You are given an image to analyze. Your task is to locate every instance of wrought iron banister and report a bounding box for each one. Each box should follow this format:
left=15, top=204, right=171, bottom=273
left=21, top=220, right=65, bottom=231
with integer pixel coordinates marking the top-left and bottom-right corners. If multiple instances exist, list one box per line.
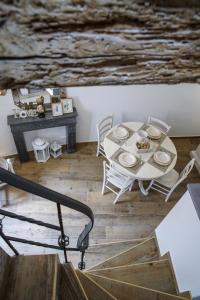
left=0, top=167, right=94, bottom=269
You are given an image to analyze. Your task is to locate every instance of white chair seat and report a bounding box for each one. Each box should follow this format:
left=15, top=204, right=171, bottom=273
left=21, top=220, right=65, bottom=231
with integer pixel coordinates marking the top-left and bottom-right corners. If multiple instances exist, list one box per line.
left=146, top=158, right=195, bottom=202
left=107, top=173, right=132, bottom=189
left=102, top=161, right=135, bottom=204
left=155, top=169, right=179, bottom=188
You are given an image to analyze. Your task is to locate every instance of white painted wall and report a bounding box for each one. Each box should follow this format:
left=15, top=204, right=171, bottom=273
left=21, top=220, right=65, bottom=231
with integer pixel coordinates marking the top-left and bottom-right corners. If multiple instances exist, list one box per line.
left=156, top=190, right=200, bottom=298
left=0, top=84, right=200, bottom=156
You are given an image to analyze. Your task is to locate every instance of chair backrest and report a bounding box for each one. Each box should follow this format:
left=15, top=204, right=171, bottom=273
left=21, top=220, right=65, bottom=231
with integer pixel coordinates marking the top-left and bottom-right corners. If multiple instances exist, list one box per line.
left=147, top=116, right=171, bottom=134
left=103, top=161, right=131, bottom=185
left=170, top=158, right=195, bottom=193
left=179, top=158, right=195, bottom=182
left=96, top=116, right=113, bottom=142
left=165, top=158, right=195, bottom=202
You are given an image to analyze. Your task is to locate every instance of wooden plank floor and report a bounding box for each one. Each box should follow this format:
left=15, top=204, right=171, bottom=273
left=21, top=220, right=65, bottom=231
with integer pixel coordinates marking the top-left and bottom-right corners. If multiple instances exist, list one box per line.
left=0, top=139, right=200, bottom=267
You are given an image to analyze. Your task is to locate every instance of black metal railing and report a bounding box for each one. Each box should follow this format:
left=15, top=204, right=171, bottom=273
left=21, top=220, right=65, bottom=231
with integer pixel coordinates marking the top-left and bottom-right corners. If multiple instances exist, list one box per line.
left=0, top=167, right=94, bottom=269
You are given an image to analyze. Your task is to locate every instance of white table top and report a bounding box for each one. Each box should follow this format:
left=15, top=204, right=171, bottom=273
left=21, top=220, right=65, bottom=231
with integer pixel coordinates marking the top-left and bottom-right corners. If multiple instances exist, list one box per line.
left=103, top=122, right=177, bottom=180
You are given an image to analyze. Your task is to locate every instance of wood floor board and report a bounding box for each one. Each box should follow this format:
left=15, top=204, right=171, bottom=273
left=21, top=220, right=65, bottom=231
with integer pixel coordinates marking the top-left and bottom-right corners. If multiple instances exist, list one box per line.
left=1, top=139, right=199, bottom=270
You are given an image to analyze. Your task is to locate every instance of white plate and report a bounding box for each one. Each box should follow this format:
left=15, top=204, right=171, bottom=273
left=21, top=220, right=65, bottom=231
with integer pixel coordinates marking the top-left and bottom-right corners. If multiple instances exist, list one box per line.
left=154, top=151, right=171, bottom=166
left=113, top=126, right=129, bottom=140
left=118, top=152, right=137, bottom=167
left=147, top=126, right=161, bottom=139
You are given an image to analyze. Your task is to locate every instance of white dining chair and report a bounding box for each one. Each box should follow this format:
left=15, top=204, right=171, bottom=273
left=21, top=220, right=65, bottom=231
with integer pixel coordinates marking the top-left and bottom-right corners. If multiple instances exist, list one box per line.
left=0, top=158, right=15, bottom=207
left=96, top=115, right=113, bottom=157
left=102, top=161, right=135, bottom=204
left=145, top=158, right=195, bottom=202
left=147, top=116, right=171, bottom=134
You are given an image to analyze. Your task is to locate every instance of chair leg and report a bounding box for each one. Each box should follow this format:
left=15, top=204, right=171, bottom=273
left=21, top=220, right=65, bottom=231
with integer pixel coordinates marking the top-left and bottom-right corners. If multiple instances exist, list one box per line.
left=145, top=180, right=154, bottom=193
left=0, top=190, right=3, bottom=208
left=113, top=189, right=124, bottom=205
left=101, top=177, right=107, bottom=195
left=165, top=189, right=173, bottom=202
left=129, top=180, right=135, bottom=191
left=101, top=183, right=105, bottom=195
left=96, top=146, right=100, bottom=157
left=5, top=186, right=9, bottom=206
left=113, top=194, right=120, bottom=205
left=0, top=188, right=8, bottom=207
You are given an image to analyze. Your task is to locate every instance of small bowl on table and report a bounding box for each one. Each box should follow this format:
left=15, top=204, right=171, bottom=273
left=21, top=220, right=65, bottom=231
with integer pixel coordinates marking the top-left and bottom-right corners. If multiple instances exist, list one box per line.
left=136, top=141, right=150, bottom=153
left=136, top=130, right=150, bottom=153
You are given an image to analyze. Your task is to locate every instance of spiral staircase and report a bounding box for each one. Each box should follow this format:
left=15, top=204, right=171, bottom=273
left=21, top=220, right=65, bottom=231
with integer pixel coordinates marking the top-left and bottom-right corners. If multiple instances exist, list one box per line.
left=0, top=236, right=192, bottom=300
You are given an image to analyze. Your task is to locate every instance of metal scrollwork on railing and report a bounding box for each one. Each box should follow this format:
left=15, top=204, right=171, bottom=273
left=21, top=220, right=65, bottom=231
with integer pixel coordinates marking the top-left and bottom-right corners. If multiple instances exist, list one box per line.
left=58, top=234, right=70, bottom=248
left=0, top=167, right=94, bottom=269
left=0, top=216, right=5, bottom=231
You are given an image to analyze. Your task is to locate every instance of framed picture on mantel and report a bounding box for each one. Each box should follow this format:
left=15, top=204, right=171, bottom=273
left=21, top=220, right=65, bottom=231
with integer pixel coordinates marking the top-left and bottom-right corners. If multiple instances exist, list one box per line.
left=61, top=98, right=73, bottom=114
left=52, top=102, right=63, bottom=117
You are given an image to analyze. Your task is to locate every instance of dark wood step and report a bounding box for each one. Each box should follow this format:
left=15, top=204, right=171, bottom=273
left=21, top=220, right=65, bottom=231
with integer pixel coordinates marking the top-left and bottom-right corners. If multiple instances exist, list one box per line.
left=0, top=247, right=10, bottom=299
left=88, top=274, right=191, bottom=300
left=3, top=254, right=59, bottom=300
left=87, top=259, right=178, bottom=295
left=60, top=262, right=88, bottom=300
left=83, top=238, right=146, bottom=269
left=76, top=270, right=116, bottom=300
left=87, top=237, right=159, bottom=271
left=179, top=291, right=192, bottom=300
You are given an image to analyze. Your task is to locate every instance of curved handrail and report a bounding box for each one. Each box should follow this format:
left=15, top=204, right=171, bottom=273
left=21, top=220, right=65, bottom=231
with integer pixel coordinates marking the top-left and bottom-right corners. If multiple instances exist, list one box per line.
left=0, top=167, right=94, bottom=250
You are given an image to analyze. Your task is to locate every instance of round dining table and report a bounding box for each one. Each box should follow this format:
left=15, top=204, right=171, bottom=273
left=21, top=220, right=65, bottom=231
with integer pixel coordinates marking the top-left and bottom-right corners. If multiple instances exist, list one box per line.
left=103, top=122, right=177, bottom=195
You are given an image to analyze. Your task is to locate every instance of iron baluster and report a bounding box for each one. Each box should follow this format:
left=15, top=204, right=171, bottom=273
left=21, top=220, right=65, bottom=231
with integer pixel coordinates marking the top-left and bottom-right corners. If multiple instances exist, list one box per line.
left=78, top=250, right=86, bottom=270
left=57, top=203, right=69, bottom=263
left=0, top=216, right=19, bottom=256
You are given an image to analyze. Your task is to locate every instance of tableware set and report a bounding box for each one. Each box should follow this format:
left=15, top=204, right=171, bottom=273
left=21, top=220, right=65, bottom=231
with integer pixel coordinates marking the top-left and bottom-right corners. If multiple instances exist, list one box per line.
left=146, top=126, right=162, bottom=139
left=114, top=125, right=171, bottom=168
left=153, top=151, right=171, bottom=166
left=118, top=152, right=138, bottom=167
left=113, top=126, right=129, bottom=140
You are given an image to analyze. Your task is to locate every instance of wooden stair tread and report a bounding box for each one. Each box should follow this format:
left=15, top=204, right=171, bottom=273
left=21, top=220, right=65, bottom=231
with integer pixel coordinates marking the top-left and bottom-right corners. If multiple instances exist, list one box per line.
left=61, top=262, right=88, bottom=300
left=0, top=247, right=10, bottom=298
left=87, top=259, right=177, bottom=295
left=76, top=270, right=117, bottom=300
left=87, top=274, right=191, bottom=300
left=84, top=238, right=146, bottom=269
left=179, top=291, right=192, bottom=300
left=4, top=254, right=59, bottom=300
left=87, top=237, right=158, bottom=271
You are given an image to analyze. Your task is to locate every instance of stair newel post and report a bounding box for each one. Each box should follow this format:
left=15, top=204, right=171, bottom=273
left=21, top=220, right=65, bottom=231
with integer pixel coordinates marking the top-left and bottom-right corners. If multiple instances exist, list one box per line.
left=56, top=203, right=69, bottom=263
left=78, top=250, right=86, bottom=270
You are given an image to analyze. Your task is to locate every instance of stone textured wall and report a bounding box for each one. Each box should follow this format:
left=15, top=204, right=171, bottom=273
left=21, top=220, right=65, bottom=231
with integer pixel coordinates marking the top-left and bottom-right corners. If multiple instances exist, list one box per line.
left=0, top=1, right=200, bottom=88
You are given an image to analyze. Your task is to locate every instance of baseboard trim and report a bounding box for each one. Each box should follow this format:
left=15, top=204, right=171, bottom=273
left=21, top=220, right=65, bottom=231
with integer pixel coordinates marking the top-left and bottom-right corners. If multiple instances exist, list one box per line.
left=3, top=136, right=200, bottom=160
